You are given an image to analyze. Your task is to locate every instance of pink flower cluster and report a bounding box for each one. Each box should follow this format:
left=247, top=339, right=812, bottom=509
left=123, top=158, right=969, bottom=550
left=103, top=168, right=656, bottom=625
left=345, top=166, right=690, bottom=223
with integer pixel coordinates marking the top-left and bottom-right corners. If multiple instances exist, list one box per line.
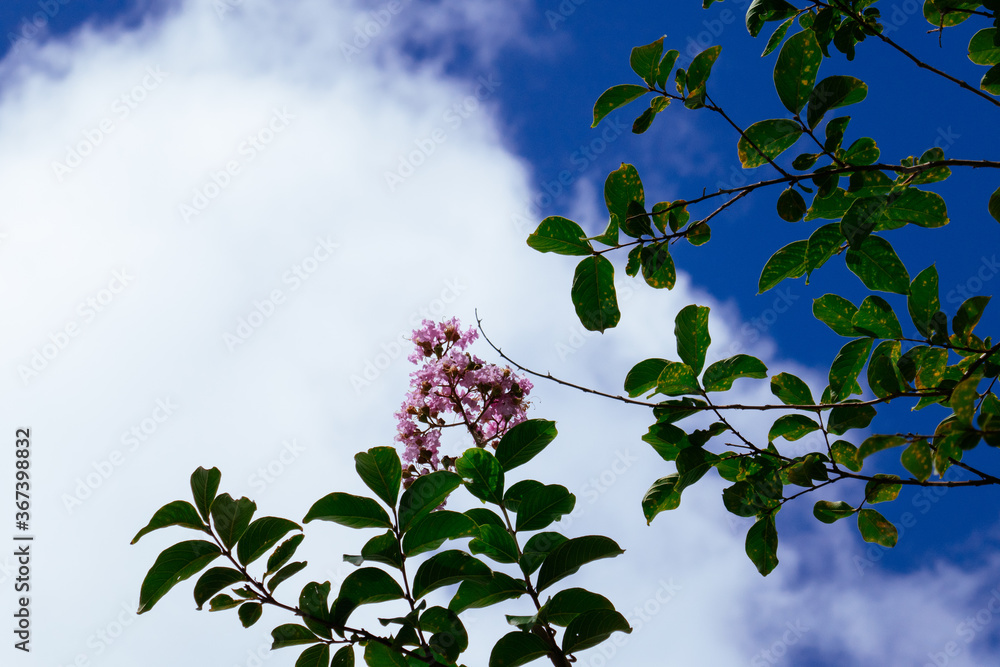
left=395, top=318, right=532, bottom=483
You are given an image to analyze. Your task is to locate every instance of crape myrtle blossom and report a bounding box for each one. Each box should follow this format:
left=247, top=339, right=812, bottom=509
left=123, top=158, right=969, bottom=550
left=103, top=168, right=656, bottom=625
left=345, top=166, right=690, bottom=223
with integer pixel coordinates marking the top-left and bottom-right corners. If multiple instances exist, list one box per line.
left=395, top=318, right=532, bottom=485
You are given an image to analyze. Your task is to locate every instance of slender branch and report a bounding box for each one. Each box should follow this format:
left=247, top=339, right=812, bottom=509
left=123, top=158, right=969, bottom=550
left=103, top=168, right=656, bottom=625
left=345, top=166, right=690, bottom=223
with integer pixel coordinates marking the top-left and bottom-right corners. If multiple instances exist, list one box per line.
left=819, top=0, right=1000, bottom=108
left=705, top=94, right=795, bottom=180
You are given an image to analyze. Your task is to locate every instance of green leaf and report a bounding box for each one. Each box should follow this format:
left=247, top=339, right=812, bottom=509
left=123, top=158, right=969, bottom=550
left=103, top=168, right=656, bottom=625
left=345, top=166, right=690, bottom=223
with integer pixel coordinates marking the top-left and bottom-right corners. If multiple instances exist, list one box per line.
left=882, top=189, right=949, bottom=230
left=845, top=235, right=911, bottom=294
left=536, top=536, right=624, bottom=593
left=295, top=644, right=330, bottom=667
left=488, top=632, right=551, bottom=667
left=989, top=186, right=1000, bottom=223
left=354, top=447, right=402, bottom=508
left=331, top=568, right=405, bottom=629
left=675, top=305, right=712, bottom=375
left=831, top=440, right=862, bottom=472
left=519, top=532, right=567, bottom=576
left=867, top=341, right=905, bottom=398
left=858, top=434, right=906, bottom=461
left=745, top=515, right=779, bottom=576
left=572, top=255, right=621, bottom=333
left=806, top=75, right=868, bottom=128
left=208, top=593, right=243, bottom=611
left=239, top=602, right=263, bottom=628
left=813, top=500, right=855, bottom=524
left=768, top=414, right=820, bottom=441
left=985, top=64, right=1000, bottom=95
left=763, top=16, right=796, bottom=56
left=857, top=508, right=898, bottom=547
left=132, top=500, right=209, bottom=544
left=515, top=485, right=576, bottom=532
left=193, top=567, right=246, bottom=610
left=953, top=296, right=991, bottom=343
left=844, top=137, right=880, bottom=165
left=303, top=493, right=392, bottom=530
left=805, top=188, right=852, bottom=221
left=759, top=240, right=808, bottom=292
left=237, top=517, right=301, bottom=567
left=829, top=338, right=873, bottom=401
left=300, top=581, right=333, bottom=638
left=865, top=474, right=902, bottom=504
left=450, top=572, right=526, bottom=613
left=353, top=530, right=403, bottom=569
left=271, top=624, right=321, bottom=650
left=605, top=163, right=646, bottom=234
left=137, top=540, right=222, bottom=614
left=496, top=419, right=558, bottom=472
left=469, top=525, right=521, bottom=564
left=969, top=28, right=1000, bottom=65
left=562, top=609, right=632, bottom=654
left=332, top=646, right=354, bottom=667
left=268, top=561, right=308, bottom=593
left=641, top=475, right=682, bottom=522
left=541, top=588, right=615, bottom=627
left=640, top=242, right=676, bottom=289
left=703, top=355, right=768, bottom=392
left=840, top=196, right=888, bottom=248
left=211, top=494, right=256, bottom=550
left=924, top=0, right=979, bottom=27
left=909, top=265, right=941, bottom=338
left=777, top=188, right=808, bottom=222
left=503, top=480, right=544, bottom=513
left=190, top=466, right=221, bottom=523
left=422, top=606, right=469, bottom=663
left=412, top=551, right=492, bottom=600
left=814, top=294, right=859, bottom=336
left=456, top=448, right=505, bottom=504
left=852, top=296, right=903, bottom=339
left=592, top=85, right=649, bottom=127
left=656, top=361, right=702, bottom=396
left=738, top=119, right=803, bottom=168
left=824, top=116, right=851, bottom=152
left=527, top=217, right=594, bottom=256
left=402, top=511, right=479, bottom=558
left=656, top=49, right=680, bottom=88
left=630, top=36, right=664, bottom=86
left=770, top=372, right=815, bottom=405
left=827, top=403, right=877, bottom=435
left=266, top=534, right=305, bottom=577
left=625, top=358, right=669, bottom=398
left=746, top=0, right=799, bottom=37
left=398, top=471, right=461, bottom=532
left=685, top=45, right=722, bottom=106
left=774, top=29, right=822, bottom=114
left=632, top=107, right=656, bottom=134
left=901, top=439, right=933, bottom=482
left=950, top=377, right=981, bottom=426
left=363, top=642, right=408, bottom=667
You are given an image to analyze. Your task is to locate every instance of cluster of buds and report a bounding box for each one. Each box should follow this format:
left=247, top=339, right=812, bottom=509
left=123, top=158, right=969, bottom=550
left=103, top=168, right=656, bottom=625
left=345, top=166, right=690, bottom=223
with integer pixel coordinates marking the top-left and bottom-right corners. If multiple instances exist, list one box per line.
left=394, top=318, right=532, bottom=486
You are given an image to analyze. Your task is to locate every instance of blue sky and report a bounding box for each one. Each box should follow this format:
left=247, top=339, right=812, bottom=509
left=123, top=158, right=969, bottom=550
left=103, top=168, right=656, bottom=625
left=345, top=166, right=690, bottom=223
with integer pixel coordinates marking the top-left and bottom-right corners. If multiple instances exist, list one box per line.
left=2, top=1, right=1000, bottom=666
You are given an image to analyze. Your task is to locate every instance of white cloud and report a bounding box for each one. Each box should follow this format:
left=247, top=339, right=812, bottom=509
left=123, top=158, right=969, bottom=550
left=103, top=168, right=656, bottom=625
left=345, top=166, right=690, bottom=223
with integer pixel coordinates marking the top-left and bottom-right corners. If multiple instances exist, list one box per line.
left=1, top=1, right=998, bottom=666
